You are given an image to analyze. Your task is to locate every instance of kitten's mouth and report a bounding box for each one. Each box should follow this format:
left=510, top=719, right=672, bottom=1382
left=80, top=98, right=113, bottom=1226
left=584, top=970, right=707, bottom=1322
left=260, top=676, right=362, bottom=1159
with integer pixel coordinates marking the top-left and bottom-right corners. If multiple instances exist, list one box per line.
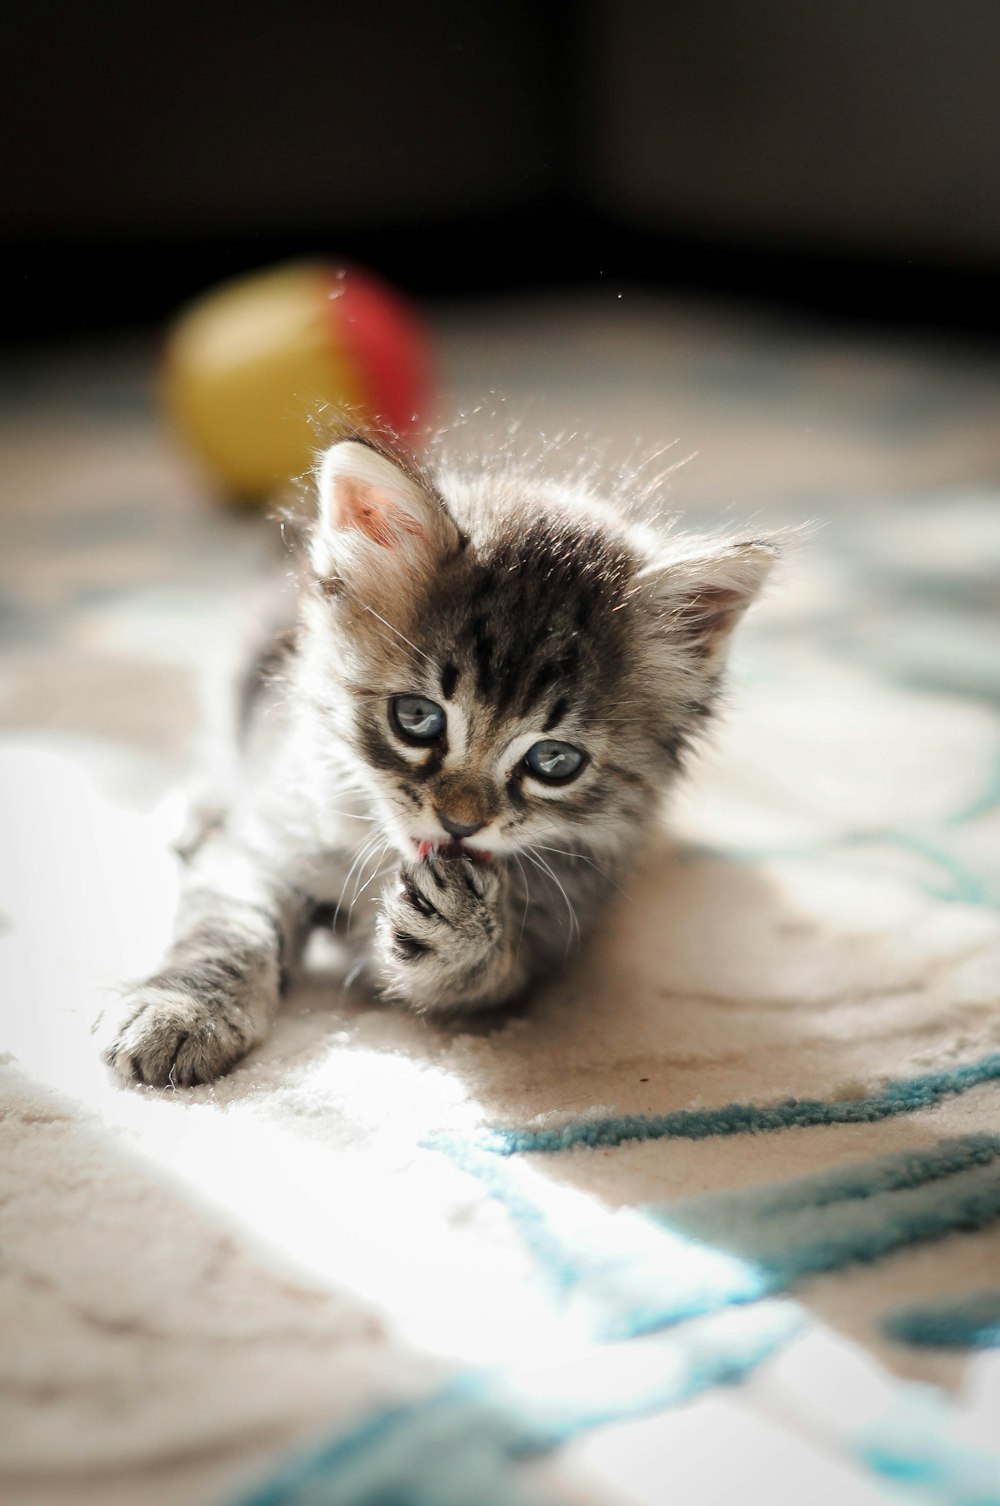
left=414, top=838, right=493, bottom=865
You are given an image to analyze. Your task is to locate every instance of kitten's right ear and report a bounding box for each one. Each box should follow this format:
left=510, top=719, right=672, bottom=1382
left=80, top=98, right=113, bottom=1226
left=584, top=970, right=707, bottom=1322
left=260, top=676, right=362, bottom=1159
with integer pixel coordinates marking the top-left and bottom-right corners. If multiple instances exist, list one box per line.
left=310, top=440, right=461, bottom=599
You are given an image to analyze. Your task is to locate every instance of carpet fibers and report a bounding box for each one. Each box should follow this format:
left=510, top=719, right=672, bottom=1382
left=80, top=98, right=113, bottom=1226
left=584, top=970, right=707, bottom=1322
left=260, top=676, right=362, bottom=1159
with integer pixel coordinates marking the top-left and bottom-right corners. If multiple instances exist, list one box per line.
left=2, top=297, right=999, bottom=1504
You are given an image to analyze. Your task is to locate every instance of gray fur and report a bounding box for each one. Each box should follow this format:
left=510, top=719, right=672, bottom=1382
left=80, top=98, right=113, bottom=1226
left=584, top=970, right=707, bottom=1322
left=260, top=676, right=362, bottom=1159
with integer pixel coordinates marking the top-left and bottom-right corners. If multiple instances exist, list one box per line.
left=98, top=438, right=774, bottom=1087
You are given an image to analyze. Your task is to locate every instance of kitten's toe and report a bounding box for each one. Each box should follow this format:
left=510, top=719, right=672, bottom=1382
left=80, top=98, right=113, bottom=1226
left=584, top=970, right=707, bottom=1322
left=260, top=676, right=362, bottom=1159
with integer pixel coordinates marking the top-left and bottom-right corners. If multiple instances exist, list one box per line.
left=453, top=854, right=498, bottom=903
left=96, top=986, right=259, bottom=1088
left=404, top=853, right=499, bottom=913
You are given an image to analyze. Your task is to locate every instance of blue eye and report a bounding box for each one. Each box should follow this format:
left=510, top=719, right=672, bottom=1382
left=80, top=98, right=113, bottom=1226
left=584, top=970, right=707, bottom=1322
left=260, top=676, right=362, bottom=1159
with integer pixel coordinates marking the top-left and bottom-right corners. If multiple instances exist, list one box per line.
left=524, top=740, right=586, bottom=783
left=391, top=695, right=445, bottom=743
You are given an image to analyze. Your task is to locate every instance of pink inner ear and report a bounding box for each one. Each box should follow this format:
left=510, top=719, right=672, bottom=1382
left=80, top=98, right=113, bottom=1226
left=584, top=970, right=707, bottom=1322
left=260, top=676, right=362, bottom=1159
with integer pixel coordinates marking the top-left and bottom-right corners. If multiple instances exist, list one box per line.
left=680, top=584, right=745, bottom=640
left=337, top=477, right=424, bottom=550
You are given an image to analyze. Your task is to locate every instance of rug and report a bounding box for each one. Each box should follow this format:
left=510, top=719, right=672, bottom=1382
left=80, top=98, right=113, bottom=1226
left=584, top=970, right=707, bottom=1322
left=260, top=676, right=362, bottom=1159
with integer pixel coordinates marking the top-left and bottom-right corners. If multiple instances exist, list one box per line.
left=2, top=296, right=999, bottom=1504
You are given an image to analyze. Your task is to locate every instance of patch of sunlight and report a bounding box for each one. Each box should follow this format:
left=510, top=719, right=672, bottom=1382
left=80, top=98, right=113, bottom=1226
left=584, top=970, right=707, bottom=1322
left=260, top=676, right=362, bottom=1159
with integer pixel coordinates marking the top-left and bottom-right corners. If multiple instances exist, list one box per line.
left=119, top=1087, right=565, bottom=1366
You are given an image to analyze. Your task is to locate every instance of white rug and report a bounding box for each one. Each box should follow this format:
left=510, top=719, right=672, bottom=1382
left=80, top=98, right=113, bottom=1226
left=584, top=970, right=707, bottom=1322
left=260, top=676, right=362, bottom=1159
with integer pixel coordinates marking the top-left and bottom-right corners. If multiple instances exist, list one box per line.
left=2, top=298, right=1000, bottom=1505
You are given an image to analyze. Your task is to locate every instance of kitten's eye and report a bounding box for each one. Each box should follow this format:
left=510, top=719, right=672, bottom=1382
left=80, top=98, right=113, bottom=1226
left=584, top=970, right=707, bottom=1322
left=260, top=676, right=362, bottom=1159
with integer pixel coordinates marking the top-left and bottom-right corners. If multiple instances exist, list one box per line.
left=524, top=739, right=586, bottom=784
left=391, top=694, right=445, bottom=743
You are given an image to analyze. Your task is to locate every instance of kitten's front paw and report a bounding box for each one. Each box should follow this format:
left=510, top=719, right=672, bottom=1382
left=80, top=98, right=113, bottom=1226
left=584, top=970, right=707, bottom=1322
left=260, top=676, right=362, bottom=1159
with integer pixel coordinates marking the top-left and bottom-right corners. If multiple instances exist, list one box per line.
left=377, top=854, right=517, bottom=1012
left=96, top=984, right=264, bottom=1088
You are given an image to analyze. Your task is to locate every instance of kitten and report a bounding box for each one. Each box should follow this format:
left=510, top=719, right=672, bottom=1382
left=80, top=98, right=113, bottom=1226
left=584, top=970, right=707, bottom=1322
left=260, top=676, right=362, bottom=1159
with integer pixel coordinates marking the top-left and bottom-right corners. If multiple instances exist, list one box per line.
left=97, top=435, right=773, bottom=1087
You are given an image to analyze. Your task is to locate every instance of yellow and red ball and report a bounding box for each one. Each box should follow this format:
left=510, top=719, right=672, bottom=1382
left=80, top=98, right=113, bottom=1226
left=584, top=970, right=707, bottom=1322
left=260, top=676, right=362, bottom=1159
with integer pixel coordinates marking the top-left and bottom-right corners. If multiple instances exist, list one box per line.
left=163, top=260, right=432, bottom=499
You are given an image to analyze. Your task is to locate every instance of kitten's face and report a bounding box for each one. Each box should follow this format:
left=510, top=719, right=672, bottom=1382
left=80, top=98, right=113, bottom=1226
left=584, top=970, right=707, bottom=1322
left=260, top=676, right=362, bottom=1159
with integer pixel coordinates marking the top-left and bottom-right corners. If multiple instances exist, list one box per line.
left=342, top=518, right=649, bottom=860
left=306, top=440, right=772, bottom=862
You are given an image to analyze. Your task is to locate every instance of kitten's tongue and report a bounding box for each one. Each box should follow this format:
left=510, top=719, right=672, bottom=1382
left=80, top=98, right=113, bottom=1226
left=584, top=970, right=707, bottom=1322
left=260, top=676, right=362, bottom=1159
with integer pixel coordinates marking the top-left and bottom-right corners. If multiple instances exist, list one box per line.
left=417, top=839, right=492, bottom=864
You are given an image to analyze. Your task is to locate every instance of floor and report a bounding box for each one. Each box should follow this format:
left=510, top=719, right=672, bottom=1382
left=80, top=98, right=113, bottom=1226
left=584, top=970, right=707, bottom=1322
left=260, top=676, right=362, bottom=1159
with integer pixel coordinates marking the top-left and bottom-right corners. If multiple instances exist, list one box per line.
left=2, top=292, right=999, bottom=1506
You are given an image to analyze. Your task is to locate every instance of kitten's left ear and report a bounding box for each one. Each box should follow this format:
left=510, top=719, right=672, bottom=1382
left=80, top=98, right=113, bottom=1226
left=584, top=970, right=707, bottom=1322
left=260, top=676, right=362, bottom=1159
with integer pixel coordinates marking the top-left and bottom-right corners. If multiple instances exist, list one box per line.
left=637, top=540, right=776, bottom=662
left=311, top=440, right=462, bottom=598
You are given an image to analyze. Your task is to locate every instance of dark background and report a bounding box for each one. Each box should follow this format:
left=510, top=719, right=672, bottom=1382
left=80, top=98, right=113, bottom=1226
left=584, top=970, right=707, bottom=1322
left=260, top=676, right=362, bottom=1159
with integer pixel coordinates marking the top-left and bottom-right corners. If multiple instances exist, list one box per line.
left=3, top=0, right=999, bottom=341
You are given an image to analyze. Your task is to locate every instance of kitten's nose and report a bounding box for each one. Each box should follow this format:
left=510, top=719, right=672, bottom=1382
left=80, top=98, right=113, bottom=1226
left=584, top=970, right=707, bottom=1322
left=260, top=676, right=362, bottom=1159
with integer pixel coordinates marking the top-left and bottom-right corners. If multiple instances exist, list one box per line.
left=436, top=811, right=486, bottom=840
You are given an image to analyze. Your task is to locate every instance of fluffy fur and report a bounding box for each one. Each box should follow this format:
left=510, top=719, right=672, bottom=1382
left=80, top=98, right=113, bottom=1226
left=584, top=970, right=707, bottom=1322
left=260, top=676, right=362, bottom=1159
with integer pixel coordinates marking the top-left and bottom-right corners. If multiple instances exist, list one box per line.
left=97, top=436, right=774, bottom=1086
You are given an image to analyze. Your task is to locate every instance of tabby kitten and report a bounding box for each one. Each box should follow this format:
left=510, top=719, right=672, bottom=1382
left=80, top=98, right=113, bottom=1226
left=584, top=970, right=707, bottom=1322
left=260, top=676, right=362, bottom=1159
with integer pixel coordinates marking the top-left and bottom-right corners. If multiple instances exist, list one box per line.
left=98, top=437, right=773, bottom=1087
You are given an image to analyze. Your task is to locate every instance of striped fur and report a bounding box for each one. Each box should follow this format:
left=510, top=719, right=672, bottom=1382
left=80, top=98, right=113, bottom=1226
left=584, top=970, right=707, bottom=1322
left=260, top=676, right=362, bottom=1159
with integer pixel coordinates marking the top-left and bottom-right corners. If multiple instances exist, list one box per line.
left=99, top=438, right=773, bottom=1086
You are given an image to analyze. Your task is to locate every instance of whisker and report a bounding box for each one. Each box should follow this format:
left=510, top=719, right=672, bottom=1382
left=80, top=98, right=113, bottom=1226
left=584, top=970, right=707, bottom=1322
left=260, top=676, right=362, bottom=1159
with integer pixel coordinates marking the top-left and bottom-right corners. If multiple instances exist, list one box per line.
left=523, top=846, right=580, bottom=953
left=356, top=863, right=396, bottom=913
left=342, top=957, right=367, bottom=991
left=334, top=832, right=386, bottom=927
left=510, top=850, right=532, bottom=962
left=531, top=844, right=628, bottom=897
left=314, top=807, right=378, bottom=822
left=351, top=842, right=393, bottom=909
left=363, top=606, right=431, bottom=664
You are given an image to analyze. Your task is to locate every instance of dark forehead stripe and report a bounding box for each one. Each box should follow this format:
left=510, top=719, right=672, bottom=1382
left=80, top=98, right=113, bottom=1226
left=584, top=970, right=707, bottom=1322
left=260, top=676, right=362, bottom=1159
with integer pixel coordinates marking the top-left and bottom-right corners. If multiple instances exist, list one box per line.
left=524, top=659, right=561, bottom=711
left=439, top=661, right=459, bottom=700
left=453, top=518, right=637, bottom=714
left=542, top=694, right=569, bottom=733
left=470, top=614, right=495, bottom=698
left=560, top=642, right=581, bottom=680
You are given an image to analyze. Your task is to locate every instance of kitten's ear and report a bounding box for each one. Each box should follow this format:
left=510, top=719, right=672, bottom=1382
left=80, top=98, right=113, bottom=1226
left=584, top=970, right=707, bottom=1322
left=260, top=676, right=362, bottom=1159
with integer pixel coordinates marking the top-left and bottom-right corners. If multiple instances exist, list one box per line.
left=311, top=440, right=461, bottom=597
left=638, top=541, right=775, bottom=662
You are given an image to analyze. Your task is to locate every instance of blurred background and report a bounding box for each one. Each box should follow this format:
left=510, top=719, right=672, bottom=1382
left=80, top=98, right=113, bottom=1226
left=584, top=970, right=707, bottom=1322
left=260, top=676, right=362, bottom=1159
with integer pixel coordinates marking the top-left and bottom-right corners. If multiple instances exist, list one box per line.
left=1, top=0, right=999, bottom=766
left=4, top=0, right=1000, bottom=337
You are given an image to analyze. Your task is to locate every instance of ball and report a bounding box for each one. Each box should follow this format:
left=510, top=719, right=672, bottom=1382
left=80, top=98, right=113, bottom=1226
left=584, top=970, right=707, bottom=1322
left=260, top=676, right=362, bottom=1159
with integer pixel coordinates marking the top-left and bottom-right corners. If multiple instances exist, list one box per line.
left=162, top=260, right=432, bottom=499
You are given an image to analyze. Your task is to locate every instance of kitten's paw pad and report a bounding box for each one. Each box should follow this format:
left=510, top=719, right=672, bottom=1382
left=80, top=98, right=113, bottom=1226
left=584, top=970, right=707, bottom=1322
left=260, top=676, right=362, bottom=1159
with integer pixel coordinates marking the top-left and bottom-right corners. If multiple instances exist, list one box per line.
left=96, top=986, right=260, bottom=1088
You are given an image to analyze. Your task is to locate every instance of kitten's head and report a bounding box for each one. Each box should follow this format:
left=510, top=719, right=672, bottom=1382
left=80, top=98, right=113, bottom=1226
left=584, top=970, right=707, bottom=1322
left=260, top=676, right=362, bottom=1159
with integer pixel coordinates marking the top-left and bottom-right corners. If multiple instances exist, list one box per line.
left=303, top=438, right=773, bottom=862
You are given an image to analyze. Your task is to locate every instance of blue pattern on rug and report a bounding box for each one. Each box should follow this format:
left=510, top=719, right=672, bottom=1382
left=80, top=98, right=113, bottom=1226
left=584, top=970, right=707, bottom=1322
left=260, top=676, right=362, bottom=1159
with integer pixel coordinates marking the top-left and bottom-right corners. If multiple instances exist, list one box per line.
left=231, top=1135, right=1000, bottom=1506
left=472, top=1051, right=1000, bottom=1155
left=228, top=1304, right=799, bottom=1506
left=679, top=826, right=1000, bottom=910
left=883, top=1292, right=1000, bottom=1351
left=436, top=1135, right=1000, bottom=1342
left=857, top=1393, right=1000, bottom=1506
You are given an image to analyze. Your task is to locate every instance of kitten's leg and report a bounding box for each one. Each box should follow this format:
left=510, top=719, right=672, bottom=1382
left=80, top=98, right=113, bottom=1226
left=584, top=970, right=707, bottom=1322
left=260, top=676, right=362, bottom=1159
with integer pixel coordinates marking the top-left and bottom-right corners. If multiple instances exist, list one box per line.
left=97, top=836, right=309, bottom=1088
left=375, top=850, right=612, bottom=1013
